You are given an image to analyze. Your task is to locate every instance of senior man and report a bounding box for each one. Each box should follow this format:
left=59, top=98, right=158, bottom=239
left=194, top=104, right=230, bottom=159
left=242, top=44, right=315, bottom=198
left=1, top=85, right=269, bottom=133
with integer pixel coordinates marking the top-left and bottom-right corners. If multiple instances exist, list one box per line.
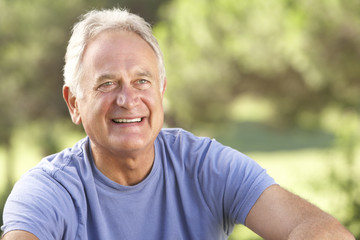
left=1, top=8, right=355, bottom=240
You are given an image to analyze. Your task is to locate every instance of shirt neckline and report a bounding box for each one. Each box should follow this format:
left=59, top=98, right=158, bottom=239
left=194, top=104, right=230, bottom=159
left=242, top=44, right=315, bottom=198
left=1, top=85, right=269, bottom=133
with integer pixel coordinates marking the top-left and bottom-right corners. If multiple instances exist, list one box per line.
left=86, top=137, right=161, bottom=192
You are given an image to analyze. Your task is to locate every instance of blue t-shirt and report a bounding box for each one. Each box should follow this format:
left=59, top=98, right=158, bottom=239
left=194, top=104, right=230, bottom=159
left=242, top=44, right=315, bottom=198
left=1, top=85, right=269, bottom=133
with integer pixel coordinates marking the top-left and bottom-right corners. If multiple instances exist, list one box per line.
left=1, top=128, right=276, bottom=240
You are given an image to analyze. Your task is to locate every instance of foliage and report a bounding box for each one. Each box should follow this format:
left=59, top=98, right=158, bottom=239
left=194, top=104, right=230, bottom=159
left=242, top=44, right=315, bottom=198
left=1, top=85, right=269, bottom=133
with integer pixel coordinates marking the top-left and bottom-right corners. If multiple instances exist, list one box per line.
left=329, top=112, right=360, bottom=238
left=155, top=0, right=360, bottom=129
left=0, top=0, right=86, bottom=142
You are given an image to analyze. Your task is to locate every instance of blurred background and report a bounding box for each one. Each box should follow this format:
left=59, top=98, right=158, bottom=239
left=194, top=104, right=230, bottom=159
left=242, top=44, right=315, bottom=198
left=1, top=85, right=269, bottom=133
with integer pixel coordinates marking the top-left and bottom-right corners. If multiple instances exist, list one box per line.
left=0, top=0, right=359, bottom=238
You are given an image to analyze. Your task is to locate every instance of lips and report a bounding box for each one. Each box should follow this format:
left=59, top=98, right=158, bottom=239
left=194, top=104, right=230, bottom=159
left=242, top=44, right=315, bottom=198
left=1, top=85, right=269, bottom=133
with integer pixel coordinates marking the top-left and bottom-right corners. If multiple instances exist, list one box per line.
left=112, top=118, right=142, bottom=123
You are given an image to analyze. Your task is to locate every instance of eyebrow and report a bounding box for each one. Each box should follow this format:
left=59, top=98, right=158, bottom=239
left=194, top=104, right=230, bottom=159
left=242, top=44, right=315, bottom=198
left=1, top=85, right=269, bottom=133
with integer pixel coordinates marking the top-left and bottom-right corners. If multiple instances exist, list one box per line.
left=135, top=69, right=153, bottom=78
left=95, top=69, right=154, bottom=84
left=95, top=74, right=117, bottom=84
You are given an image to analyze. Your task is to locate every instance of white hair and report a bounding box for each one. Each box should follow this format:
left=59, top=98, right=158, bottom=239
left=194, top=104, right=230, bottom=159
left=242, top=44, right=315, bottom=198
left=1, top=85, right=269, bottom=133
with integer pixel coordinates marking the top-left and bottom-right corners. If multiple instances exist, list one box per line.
left=63, top=8, right=166, bottom=97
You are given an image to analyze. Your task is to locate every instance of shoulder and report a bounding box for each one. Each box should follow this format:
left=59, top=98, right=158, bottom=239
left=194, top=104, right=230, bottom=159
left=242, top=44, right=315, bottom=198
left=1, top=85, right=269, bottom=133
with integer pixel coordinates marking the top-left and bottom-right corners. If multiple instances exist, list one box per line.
left=28, top=137, right=93, bottom=189
left=8, top=136, right=90, bottom=199
left=157, top=128, right=249, bottom=161
left=156, top=128, right=256, bottom=176
left=9, top=137, right=90, bottom=195
left=157, top=128, right=219, bottom=166
left=157, top=128, right=199, bottom=141
left=39, top=137, right=89, bottom=172
left=24, top=136, right=92, bottom=204
left=157, top=128, right=213, bottom=149
left=2, top=169, right=78, bottom=239
left=1, top=137, right=90, bottom=239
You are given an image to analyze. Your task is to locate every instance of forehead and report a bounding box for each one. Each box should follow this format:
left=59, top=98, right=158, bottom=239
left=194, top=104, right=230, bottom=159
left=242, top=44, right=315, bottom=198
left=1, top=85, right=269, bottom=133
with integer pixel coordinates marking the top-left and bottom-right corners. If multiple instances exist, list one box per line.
left=82, top=30, right=159, bottom=76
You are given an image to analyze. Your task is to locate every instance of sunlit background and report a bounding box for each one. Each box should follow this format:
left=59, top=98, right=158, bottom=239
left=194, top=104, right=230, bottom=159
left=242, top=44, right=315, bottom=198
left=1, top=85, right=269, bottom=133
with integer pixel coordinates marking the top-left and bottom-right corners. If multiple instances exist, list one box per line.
left=0, top=0, right=359, bottom=239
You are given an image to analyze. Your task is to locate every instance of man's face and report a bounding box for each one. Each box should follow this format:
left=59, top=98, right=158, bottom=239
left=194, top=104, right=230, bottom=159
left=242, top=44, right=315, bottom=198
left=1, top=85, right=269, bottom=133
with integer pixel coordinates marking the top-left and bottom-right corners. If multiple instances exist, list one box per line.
left=68, top=30, right=166, bottom=158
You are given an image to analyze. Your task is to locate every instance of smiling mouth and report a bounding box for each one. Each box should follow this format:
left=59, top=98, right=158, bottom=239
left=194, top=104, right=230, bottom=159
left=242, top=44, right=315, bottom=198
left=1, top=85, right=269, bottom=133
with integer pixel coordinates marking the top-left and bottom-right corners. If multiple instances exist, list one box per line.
left=112, top=118, right=142, bottom=123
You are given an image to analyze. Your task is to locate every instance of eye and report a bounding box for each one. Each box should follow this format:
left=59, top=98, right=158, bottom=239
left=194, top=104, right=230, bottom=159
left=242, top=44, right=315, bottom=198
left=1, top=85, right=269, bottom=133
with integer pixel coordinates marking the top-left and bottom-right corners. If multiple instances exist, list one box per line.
left=97, top=81, right=119, bottom=92
left=134, top=79, right=151, bottom=89
left=138, top=79, right=148, bottom=84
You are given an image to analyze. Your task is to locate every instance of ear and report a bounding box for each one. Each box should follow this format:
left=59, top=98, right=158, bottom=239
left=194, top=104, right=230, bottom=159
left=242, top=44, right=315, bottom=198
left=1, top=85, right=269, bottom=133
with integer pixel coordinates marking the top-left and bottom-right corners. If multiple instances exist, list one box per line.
left=63, top=85, right=82, bottom=125
left=161, top=77, right=167, bottom=98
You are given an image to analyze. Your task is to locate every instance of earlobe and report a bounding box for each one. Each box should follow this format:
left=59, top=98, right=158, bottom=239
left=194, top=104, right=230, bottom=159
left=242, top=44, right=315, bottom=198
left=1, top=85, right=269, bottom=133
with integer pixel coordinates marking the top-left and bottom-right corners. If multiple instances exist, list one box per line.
left=63, top=86, right=82, bottom=125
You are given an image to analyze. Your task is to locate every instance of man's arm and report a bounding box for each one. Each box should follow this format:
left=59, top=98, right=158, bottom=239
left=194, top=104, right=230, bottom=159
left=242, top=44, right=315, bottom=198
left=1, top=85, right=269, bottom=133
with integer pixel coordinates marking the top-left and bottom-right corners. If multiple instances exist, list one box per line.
left=2, top=230, right=39, bottom=240
left=246, top=185, right=355, bottom=240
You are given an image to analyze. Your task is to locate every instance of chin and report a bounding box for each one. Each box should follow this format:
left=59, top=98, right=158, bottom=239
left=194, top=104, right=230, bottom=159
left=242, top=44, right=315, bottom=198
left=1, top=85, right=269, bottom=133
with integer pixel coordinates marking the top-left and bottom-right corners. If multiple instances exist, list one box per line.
left=110, top=137, right=151, bottom=152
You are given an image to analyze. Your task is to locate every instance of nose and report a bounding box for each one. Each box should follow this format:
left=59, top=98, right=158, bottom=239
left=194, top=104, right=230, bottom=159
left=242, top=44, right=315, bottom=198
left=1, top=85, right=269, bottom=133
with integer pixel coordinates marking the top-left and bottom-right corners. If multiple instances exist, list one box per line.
left=116, top=85, right=139, bottom=109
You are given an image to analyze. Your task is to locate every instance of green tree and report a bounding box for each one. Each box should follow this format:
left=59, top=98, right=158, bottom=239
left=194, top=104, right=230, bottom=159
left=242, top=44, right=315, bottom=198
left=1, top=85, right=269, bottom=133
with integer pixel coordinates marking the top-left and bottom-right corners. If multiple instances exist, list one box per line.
left=155, top=0, right=360, bottom=129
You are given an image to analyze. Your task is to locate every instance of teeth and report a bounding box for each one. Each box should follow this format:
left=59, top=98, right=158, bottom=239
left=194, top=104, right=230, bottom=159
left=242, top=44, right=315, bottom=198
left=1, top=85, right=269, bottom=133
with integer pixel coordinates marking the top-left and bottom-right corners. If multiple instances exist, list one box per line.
left=113, top=118, right=142, bottom=123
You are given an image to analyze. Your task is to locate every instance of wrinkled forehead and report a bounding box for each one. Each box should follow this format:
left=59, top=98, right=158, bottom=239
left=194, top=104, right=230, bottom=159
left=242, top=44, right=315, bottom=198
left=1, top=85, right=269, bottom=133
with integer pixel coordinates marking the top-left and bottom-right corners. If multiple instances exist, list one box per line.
left=85, top=30, right=157, bottom=64
left=80, top=30, right=159, bottom=84
left=82, top=30, right=157, bottom=68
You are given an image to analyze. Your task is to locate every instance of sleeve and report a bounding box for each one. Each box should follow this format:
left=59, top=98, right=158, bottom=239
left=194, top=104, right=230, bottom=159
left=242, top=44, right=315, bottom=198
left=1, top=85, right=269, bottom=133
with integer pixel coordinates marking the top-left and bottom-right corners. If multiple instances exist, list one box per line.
left=198, top=140, right=277, bottom=230
left=1, top=169, right=77, bottom=240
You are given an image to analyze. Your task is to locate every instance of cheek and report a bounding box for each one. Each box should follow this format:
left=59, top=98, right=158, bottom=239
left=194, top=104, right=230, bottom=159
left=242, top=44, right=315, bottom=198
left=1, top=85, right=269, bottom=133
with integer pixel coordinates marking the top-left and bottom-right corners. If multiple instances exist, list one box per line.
left=79, top=96, right=111, bottom=119
left=144, top=91, right=164, bottom=111
left=148, top=96, right=165, bottom=127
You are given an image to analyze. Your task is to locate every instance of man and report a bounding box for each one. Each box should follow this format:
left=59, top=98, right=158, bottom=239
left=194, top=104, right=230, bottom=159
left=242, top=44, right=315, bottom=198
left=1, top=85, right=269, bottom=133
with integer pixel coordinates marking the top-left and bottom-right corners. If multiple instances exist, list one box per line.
left=1, top=8, right=355, bottom=240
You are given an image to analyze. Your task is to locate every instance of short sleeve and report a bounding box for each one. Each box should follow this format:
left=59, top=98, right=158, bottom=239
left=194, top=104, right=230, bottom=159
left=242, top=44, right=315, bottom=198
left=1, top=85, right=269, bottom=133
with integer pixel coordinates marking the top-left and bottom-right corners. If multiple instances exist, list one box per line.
left=1, top=169, right=77, bottom=240
left=198, top=140, right=276, bottom=232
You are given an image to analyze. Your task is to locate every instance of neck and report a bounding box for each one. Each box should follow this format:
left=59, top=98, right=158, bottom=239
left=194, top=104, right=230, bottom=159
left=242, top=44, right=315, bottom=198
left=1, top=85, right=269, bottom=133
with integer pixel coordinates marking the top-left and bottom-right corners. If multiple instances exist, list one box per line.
left=90, top=143, right=155, bottom=186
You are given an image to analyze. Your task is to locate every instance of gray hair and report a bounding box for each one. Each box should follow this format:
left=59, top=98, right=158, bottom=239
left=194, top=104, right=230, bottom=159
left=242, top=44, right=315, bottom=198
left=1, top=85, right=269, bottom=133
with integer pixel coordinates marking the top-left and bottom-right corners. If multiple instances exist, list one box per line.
left=63, top=8, right=166, bottom=97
